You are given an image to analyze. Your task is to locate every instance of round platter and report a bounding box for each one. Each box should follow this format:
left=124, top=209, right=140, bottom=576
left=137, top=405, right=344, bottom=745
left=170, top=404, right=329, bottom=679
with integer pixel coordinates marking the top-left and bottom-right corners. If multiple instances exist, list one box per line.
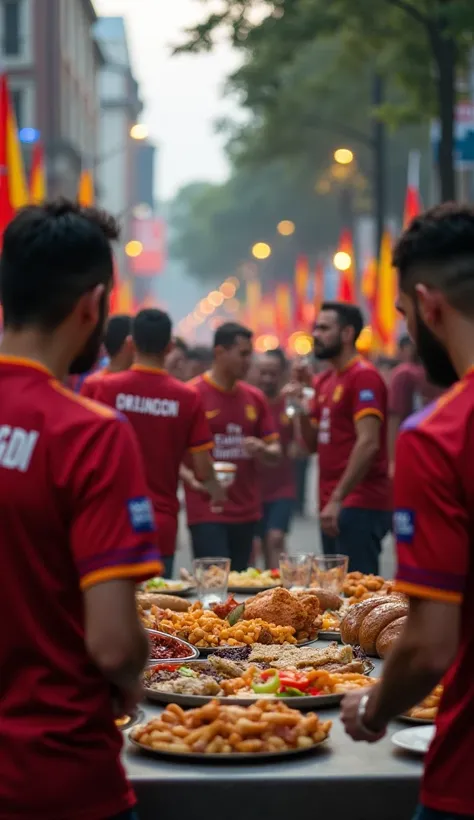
left=396, top=714, right=435, bottom=726
left=146, top=629, right=199, bottom=665
left=391, top=725, right=435, bottom=755
left=115, top=708, right=145, bottom=732
left=318, top=630, right=342, bottom=642
left=141, top=582, right=195, bottom=598
left=196, top=637, right=318, bottom=657
left=129, top=731, right=328, bottom=762
left=143, top=687, right=342, bottom=710
left=227, top=584, right=281, bottom=595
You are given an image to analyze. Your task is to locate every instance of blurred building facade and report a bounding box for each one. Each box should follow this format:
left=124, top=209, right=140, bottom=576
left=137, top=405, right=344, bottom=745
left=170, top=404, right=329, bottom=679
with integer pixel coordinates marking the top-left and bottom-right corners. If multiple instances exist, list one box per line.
left=95, top=15, right=142, bottom=283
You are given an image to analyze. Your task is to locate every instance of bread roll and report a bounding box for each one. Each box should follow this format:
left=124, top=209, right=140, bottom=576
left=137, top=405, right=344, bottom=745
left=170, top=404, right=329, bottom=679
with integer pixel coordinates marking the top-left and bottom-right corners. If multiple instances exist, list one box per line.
left=376, top=616, right=407, bottom=658
left=359, top=601, right=409, bottom=655
left=340, top=597, right=386, bottom=645
left=136, top=592, right=190, bottom=612
left=309, top=588, right=343, bottom=612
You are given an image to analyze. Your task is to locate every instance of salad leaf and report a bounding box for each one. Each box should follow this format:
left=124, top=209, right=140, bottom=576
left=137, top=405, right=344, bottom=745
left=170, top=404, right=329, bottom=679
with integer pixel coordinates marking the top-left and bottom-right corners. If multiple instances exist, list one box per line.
left=147, top=578, right=166, bottom=589
left=277, top=687, right=306, bottom=698
left=178, top=667, right=197, bottom=678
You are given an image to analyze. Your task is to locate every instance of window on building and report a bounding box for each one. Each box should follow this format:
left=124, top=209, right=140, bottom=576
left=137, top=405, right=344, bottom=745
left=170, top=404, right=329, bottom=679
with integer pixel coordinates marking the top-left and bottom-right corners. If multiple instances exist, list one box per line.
left=11, top=87, right=23, bottom=128
left=3, top=0, right=21, bottom=56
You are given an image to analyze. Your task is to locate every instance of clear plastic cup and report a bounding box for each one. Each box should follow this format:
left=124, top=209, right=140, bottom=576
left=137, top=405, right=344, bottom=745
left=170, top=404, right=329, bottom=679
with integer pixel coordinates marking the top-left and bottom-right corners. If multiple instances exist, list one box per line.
left=279, top=553, right=313, bottom=590
left=193, top=557, right=231, bottom=609
left=312, top=554, right=349, bottom=594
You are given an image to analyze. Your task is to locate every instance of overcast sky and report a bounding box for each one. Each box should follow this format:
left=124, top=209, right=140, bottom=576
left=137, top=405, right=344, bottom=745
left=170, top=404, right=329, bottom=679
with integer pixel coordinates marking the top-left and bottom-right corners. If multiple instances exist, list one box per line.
left=95, top=0, right=239, bottom=200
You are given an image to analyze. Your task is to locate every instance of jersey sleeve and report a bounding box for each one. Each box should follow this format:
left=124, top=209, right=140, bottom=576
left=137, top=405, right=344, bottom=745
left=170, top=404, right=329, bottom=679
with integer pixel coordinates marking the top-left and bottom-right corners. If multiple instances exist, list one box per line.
left=393, top=428, right=468, bottom=604
left=187, top=394, right=214, bottom=453
left=388, top=368, right=414, bottom=417
left=71, top=418, right=163, bottom=590
left=257, top=393, right=279, bottom=442
left=79, top=377, right=99, bottom=400
left=352, top=368, right=386, bottom=423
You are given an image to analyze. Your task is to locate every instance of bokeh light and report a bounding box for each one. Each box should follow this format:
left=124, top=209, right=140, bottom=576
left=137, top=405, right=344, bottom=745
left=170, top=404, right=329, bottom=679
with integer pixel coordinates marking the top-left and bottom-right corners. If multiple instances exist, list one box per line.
left=208, top=290, right=224, bottom=307
left=334, top=148, right=354, bottom=165
left=125, top=240, right=143, bottom=258
left=277, top=220, right=295, bottom=237
left=252, top=242, right=272, bottom=260
left=224, top=298, right=240, bottom=314
left=333, top=251, right=352, bottom=271
left=220, top=282, right=236, bottom=299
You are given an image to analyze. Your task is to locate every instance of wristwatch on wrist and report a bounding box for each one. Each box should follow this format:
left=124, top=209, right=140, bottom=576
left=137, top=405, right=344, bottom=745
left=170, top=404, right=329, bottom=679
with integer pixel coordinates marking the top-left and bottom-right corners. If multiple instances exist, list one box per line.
left=357, top=693, right=382, bottom=737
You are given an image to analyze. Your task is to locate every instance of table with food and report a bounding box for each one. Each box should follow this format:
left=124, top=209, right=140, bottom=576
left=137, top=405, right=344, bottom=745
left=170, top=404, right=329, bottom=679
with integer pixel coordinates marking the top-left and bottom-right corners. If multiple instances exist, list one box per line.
left=124, top=561, right=433, bottom=820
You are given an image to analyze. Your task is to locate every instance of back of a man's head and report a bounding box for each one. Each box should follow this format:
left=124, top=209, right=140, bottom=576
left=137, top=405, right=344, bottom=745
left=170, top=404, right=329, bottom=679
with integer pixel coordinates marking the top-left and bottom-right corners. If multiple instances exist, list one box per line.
left=104, top=315, right=132, bottom=358
left=0, top=199, right=119, bottom=330
left=133, top=309, right=172, bottom=356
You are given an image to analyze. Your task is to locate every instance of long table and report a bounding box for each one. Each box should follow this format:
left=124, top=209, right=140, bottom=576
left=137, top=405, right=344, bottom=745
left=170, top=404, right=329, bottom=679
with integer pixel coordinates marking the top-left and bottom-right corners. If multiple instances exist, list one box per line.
left=124, top=649, right=423, bottom=820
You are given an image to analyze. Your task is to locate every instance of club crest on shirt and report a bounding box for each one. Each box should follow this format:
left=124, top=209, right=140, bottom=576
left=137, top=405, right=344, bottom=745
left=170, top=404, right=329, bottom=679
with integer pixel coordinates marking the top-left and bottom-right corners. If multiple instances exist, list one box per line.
left=246, top=404, right=258, bottom=421
left=332, top=385, right=344, bottom=403
left=206, top=409, right=220, bottom=419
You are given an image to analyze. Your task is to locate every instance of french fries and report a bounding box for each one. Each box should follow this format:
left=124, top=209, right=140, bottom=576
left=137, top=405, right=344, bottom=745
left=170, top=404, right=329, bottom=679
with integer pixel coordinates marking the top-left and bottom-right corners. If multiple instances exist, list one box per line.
left=132, top=700, right=332, bottom=755
left=142, top=603, right=297, bottom=648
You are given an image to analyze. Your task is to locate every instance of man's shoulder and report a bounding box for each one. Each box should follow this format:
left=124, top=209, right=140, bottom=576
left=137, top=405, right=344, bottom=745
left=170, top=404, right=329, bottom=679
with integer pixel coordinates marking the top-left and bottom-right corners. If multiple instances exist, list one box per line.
left=350, top=358, right=386, bottom=386
left=47, top=380, right=123, bottom=431
left=239, top=381, right=266, bottom=402
left=401, top=378, right=472, bottom=437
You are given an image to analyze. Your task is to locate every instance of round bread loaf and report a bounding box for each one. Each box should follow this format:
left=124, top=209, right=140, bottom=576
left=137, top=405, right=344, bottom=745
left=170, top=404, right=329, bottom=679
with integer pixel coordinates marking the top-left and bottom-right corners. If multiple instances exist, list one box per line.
left=136, top=592, right=191, bottom=612
left=340, top=596, right=392, bottom=645
left=358, top=601, right=409, bottom=655
left=376, top=616, right=407, bottom=658
left=309, top=588, right=343, bottom=612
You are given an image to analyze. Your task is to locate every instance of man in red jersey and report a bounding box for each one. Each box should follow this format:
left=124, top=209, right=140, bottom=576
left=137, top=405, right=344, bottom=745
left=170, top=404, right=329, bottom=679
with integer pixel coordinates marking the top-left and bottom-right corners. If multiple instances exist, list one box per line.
left=341, top=203, right=474, bottom=820
left=294, top=302, right=391, bottom=573
left=185, top=322, right=280, bottom=570
left=255, top=349, right=296, bottom=568
left=0, top=200, right=162, bottom=820
left=80, top=313, right=133, bottom=398
left=96, top=309, right=223, bottom=578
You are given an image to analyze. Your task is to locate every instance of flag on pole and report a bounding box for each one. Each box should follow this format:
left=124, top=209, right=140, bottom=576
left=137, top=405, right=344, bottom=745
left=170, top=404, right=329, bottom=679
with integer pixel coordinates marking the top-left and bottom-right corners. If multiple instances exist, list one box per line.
left=77, top=169, right=95, bottom=206
left=335, top=229, right=356, bottom=303
left=0, top=72, right=28, bottom=243
left=294, top=255, right=309, bottom=326
left=246, top=279, right=261, bottom=332
left=29, top=142, right=47, bottom=204
left=361, top=257, right=377, bottom=309
left=403, top=150, right=423, bottom=228
left=275, top=283, right=292, bottom=340
left=373, top=229, right=397, bottom=355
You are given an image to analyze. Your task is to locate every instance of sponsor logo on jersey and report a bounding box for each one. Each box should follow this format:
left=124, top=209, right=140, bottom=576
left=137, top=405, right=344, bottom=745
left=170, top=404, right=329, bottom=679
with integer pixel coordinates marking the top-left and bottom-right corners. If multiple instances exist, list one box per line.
left=359, top=389, right=375, bottom=402
left=206, top=409, right=220, bottom=420
left=128, top=497, right=155, bottom=533
left=393, top=509, right=415, bottom=544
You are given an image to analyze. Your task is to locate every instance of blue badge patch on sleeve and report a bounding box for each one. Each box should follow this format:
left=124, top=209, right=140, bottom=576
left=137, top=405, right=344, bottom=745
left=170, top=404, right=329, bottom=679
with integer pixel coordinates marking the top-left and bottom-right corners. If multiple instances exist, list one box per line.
left=393, top=509, right=415, bottom=544
left=127, top=497, right=155, bottom=533
left=359, top=389, right=375, bottom=402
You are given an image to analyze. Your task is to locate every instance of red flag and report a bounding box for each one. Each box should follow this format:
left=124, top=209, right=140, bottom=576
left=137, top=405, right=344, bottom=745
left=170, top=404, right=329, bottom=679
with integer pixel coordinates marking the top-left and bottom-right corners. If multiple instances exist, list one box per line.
left=275, top=283, right=292, bottom=340
left=403, top=151, right=422, bottom=228
left=0, top=73, right=29, bottom=243
left=294, top=255, right=309, bottom=326
left=335, top=229, right=356, bottom=303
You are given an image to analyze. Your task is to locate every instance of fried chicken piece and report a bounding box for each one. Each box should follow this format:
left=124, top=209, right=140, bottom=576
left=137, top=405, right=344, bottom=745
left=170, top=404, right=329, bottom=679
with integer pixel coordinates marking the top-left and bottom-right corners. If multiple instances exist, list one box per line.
left=244, top=587, right=320, bottom=634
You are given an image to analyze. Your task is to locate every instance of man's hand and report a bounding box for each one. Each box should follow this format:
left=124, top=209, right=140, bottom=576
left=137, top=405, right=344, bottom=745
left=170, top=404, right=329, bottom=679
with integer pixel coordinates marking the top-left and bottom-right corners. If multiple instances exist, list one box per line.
left=320, top=497, right=342, bottom=537
left=341, top=688, right=387, bottom=743
left=243, top=436, right=265, bottom=457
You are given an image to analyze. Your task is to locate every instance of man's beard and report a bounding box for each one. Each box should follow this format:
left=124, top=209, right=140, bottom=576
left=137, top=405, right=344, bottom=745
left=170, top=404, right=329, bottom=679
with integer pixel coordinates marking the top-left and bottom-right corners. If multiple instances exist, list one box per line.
left=314, top=337, right=343, bottom=361
left=415, top=309, right=459, bottom=389
left=69, top=295, right=107, bottom=375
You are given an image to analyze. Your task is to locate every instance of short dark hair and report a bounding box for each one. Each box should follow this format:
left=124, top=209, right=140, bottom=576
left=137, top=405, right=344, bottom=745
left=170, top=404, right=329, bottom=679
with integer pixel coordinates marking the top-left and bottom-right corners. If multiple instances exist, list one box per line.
left=0, top=199, right=119, bottom=330
left=104, top=314, right=132, bottom=357
left=188, top=345, right=213, bottom=363
left=133, top=309, right=172, bottom=355
left=393, top=203, right=474, bottom=313
left=320, top=301, right=364, bottom=342
left=265, top=347, right=287, bottom=369
left=214, top=322, right=253, bottom=349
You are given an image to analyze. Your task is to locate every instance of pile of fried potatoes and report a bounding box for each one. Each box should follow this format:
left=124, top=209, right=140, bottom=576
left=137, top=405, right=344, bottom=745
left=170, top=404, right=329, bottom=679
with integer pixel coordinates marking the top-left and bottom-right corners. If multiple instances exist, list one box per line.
left=132, top=700, right=332, bottom=755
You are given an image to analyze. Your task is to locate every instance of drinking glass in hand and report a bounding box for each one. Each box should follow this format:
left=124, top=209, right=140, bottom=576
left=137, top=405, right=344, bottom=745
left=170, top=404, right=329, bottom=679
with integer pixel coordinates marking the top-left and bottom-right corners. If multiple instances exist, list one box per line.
left=312, top=554, right=349, bottom=594
left=279, top=553, right=313, bottom=590
left=193, top=557, right=231, bottom=609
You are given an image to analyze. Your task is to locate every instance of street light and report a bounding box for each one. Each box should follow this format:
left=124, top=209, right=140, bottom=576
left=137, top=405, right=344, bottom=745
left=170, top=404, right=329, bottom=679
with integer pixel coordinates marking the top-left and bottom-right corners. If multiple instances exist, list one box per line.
left=130, top=123, right=149, bottom=141
left=334, top=148, right=354, bottom=165
left=277, top=220, right=295, bottom=237
left=333, top=250, right=352, bottom=271
left=208, top=290, right=224, bottom=307
left=125, top=240, right=143, bottom=258
left=252, top=242, right=272, bottom=260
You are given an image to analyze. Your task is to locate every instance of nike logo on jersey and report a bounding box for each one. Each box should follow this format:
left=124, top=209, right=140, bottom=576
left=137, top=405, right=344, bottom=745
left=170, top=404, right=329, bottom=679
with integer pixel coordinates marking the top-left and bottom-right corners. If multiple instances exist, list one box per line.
left=206, top=409, right=221, bottom=419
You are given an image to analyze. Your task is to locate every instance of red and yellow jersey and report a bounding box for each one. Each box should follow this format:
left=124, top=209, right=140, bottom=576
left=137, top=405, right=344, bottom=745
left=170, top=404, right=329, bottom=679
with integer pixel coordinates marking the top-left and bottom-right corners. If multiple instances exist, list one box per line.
left=259, top=395, right=296, bottom=503
left=310, top=356, right=391, bottom=509
left=0, top=356, right=161, bottom=819
left=185, top=373, right=278, bottom=524
left=79, top=366, right=110, bottom=399
left=95, top=365, right=213, bottom=542
left=393, top=371, right=474, bottom=816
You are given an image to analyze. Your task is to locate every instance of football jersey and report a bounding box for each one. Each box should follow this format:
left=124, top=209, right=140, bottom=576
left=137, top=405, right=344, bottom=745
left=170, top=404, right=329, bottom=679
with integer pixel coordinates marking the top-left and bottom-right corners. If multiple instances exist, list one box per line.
left=79, top=366, right=110, bottom=399
left=185, top=373, right=278, bottom=524
left=394, top=372, right=474, bottom=816
left=95, top=365, right=213, bottom=554
left=0, top=356, right=161, bottom=820
left=259, top=395, right=296, bottom=502
left=310, top=356, right=391, bottom=509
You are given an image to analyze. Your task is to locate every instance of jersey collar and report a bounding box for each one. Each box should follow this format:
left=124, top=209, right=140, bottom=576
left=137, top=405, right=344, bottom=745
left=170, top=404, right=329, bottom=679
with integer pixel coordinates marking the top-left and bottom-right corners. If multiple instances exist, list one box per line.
left=337, top=354, right=361, bottom=374
left=203, top=371, right=237, bottom=393
left=0, top=354, right=53, bottom=377
left=131, top=364, right=166, bottom=375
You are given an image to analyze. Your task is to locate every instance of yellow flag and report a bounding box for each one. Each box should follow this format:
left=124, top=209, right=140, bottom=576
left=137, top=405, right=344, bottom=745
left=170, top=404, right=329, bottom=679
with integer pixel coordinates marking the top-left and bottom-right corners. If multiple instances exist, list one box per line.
left=77, top=170, right=95, bottom=206
left=6, top=89, right=28, bottom=209
left=374, top=230, right=397, bottom=355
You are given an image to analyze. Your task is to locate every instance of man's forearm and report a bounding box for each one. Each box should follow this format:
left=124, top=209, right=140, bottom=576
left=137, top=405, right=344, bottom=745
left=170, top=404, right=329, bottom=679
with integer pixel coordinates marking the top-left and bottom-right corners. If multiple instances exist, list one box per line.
left=258, top=442, right=281, bottom=465
left=331, top=439, right=378, bottom=502
left=299, top=414, right=317, bottom=453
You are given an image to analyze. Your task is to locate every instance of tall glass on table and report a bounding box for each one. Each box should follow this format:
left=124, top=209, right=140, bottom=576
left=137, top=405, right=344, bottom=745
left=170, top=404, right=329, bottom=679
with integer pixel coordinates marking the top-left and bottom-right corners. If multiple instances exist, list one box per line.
left=194, top=557, right=231, bottom=609
left=279, top=553, right=313, bottom=591
left=312, top=554, right=349, bottom=595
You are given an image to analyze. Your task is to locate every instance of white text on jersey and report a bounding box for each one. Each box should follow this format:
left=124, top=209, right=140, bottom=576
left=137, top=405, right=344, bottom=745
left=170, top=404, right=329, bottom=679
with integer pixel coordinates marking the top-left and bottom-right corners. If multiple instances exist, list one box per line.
left=0, top=426, right=39, bottom=472
left=116, top=394, right=180, bottom=418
